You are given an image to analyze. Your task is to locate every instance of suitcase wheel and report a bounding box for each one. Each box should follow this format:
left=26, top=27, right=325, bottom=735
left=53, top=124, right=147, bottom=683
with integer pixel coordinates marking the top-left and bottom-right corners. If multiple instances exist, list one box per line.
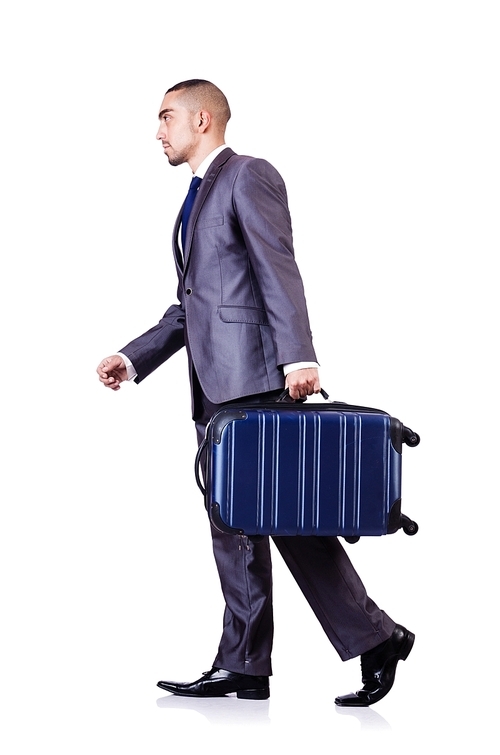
left=344, top=536, right=360, bottom=544
left=401, top=515, right=419, bottom=536
left=403, top=427, right=420, bottom=447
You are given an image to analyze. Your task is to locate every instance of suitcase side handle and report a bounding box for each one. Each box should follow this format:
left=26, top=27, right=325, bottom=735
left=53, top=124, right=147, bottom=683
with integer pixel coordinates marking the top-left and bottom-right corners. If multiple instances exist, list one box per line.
left=194, top=436, right=208, bottom=499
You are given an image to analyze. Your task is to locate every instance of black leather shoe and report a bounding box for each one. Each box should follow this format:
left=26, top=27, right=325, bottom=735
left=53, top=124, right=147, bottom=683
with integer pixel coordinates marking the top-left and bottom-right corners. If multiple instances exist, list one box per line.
left=157, top=667, right=270, bottom=700
left=335, top=624, right=415, bottom=707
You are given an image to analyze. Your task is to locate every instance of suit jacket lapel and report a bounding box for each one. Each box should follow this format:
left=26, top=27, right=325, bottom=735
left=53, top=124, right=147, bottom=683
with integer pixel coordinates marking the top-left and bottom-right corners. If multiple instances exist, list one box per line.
left=182, top=148, right=235, bottom=272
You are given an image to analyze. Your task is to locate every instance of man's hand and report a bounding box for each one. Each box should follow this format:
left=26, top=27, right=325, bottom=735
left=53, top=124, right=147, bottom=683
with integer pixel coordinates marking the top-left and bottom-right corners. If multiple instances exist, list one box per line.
left=96, top=355, right=128, bottom=391
left=285, top=367, right=321, bottom=400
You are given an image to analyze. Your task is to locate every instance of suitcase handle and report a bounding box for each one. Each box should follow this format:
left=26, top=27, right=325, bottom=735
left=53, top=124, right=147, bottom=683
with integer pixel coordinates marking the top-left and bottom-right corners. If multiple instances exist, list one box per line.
left=277, top=387, right=333, bottom=403
left=194, top=436, right=208, bottom=499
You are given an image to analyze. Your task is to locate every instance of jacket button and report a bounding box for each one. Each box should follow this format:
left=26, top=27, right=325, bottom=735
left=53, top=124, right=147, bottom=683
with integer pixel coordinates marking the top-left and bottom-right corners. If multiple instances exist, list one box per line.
left=186, top=288, right=193, bottom=295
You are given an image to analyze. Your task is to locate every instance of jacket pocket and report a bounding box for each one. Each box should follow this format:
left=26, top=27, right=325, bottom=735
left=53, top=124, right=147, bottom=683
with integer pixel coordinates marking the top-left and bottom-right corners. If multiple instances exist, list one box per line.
left=218, top=305, right=269, bottom=325
left=196, top=215, right=224, bottom=229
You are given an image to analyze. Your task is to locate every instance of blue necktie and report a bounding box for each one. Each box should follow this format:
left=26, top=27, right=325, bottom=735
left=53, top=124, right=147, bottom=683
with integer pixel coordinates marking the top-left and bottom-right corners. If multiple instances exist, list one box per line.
left=181, top=176, right=202, bottom=250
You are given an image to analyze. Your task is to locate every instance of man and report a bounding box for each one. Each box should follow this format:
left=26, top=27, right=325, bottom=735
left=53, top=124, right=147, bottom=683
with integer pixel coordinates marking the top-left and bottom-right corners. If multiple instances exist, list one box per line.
left=96, top=79, right=414, bottom=706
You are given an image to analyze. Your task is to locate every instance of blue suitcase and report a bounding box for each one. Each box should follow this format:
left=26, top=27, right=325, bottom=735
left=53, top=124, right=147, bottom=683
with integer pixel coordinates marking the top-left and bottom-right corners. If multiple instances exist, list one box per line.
left=195, top=390, right=419, bottom=540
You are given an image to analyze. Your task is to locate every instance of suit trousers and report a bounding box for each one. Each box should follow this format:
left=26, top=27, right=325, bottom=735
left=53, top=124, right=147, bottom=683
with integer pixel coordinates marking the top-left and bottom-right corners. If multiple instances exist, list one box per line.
left=193, top=375, right=396, bottom=677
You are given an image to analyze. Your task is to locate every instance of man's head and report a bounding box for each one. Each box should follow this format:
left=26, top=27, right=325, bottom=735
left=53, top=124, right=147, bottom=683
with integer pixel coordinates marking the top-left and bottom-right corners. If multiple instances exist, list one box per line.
left=156, top=79, right=230, bottom=171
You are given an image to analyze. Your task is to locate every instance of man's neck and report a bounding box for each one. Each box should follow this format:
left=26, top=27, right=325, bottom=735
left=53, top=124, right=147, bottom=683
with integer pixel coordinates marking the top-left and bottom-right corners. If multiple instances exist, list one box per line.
left=189, top=140, right=226, bottom=174
left=191, top=144, right=228, bottom=178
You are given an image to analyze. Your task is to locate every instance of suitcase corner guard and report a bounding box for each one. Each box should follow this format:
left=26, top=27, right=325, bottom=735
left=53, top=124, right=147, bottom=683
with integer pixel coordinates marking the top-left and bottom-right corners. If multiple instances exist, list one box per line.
left=210, top=503, right=245, bottom=535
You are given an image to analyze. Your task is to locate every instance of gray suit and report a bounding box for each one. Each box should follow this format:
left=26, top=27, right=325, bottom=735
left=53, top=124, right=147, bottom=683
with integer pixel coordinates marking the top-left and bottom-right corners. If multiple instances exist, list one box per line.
left=121, top=148, right=316, bottom=406
left=121, top=148, right=395, bottom=675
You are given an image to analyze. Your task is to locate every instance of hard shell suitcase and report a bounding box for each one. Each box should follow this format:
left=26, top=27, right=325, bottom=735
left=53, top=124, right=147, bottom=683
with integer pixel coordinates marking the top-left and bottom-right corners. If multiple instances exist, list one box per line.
left=195, top=390, right=420, bottom=540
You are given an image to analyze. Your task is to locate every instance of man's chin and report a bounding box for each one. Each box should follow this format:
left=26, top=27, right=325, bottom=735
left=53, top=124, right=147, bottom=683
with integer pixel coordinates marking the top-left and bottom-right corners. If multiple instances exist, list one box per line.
left=167, top=155, right=184, bottom=167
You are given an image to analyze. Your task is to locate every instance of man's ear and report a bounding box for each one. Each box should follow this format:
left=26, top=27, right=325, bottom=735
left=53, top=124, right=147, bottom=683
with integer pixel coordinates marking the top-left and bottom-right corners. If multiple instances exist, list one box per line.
left=197, top=110, right=211, bottom=132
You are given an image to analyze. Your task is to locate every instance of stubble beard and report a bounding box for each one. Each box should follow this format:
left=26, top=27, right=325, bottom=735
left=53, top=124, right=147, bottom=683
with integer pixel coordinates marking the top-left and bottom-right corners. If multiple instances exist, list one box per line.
left=166, top=150, right=187, bottom=167
left=165, top=126, right=197, bottom=167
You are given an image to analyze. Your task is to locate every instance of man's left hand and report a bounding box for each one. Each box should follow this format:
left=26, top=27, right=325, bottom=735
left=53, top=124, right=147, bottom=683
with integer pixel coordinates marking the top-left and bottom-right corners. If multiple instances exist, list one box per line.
left=285, top=368, right=321, bottom=400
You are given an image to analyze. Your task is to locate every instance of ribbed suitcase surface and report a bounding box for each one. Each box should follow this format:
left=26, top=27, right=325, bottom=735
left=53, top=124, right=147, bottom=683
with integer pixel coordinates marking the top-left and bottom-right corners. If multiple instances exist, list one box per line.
left=199, top=401, right=419, bottom=538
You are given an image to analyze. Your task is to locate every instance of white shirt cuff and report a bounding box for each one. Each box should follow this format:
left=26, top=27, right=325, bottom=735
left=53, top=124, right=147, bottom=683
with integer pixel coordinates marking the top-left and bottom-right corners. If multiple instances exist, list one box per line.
left=282, top=361, right=319, bottom=376
left=116, top=352, right=137, bottom=381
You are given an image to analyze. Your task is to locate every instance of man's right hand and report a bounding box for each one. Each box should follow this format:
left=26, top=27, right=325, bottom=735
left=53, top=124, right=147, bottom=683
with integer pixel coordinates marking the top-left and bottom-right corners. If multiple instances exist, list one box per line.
left=96, top=355, right=128, bottom=391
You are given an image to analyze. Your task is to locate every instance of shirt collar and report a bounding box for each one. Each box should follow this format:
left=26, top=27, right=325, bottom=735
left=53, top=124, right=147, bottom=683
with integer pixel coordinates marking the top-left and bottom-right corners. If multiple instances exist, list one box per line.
left=194, top=145, right=228, bottom=179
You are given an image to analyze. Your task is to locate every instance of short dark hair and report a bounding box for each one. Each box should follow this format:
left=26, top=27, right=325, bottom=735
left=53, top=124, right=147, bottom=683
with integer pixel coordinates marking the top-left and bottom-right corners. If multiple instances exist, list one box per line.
left=166, top=79, right=231, bottom=126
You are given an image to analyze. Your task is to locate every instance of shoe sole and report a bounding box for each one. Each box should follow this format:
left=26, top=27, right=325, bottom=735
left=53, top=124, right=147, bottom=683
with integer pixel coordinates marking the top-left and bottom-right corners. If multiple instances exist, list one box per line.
left=157, top=684, right=269, bottom=700
left=236, top=688, right=270, bottom=700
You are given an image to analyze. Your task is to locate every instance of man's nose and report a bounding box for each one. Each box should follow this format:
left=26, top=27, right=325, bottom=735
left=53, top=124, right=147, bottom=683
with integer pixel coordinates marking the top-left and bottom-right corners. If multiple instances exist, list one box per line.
left=156, top=125, right=164, bottom=140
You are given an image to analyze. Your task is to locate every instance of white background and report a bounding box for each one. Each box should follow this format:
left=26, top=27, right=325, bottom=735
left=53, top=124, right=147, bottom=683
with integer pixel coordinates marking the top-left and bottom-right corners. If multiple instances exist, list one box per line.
left=1, top=1, right=498, bottom=753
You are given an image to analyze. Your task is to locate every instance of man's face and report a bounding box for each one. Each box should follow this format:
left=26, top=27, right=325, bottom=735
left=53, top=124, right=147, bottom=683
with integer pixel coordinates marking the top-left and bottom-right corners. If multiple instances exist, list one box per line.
left=156, top=90, right=199, bottom=167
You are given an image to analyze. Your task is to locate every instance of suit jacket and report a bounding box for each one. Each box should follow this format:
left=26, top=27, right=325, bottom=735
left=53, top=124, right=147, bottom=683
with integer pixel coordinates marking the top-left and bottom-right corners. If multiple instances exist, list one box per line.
left=120, top=148, right=317, bottom=408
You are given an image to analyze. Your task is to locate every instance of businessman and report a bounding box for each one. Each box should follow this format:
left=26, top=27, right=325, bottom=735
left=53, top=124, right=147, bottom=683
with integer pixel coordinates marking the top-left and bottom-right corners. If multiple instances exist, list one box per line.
left=96, top=79, right=414, bottom=706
